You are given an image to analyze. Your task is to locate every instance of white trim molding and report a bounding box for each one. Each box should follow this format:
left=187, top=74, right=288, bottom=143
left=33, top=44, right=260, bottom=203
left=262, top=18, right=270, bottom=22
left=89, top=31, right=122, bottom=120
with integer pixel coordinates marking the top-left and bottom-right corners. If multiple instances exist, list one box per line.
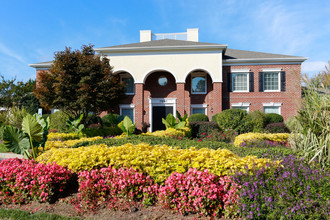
left=263, top=102, right=282, bottom=107
left=262, top=68, right=282, bottom=72
left=232, top=102, right=250, bottom=112
left=231, top=69, right=250, bottom=73
left=148, top=98, right=176, bottom=132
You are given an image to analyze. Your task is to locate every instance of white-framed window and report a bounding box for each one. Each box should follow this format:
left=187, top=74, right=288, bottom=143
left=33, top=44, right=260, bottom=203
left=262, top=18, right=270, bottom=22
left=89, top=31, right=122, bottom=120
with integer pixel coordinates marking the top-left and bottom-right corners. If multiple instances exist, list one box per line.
left=120, top=73, right=135, bottom=95
left=119, top=104, right=135, bottom=122
left=263, top=103, right=282, bottom=114
left=263, top=69, right=281, bottom=92
left=191, top=104, right=207, bottom=115
left=231, top=103, right=250, bottom=112
left=191, top=72, right=207, bottom=94
left=231, top=69, right=250, bottom=92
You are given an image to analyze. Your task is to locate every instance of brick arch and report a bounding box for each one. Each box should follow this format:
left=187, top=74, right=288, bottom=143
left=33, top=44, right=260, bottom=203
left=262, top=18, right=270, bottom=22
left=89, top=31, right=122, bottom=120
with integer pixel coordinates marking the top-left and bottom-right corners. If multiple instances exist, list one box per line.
left=144, top=71, right=177, bottom=98
left=184, top=68, right=214, bottom=83
left=143, top=69, right=177, bottom=84
left=114, top=69, right=136, bottom=83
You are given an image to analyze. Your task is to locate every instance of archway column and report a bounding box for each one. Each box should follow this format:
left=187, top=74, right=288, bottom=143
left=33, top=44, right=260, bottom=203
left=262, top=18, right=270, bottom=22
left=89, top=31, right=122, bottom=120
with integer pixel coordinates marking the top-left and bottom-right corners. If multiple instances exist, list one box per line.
left=134, top=83, right=144, bottom=131
left=176, top=83, right=187, bottom=116
left=212, top=82, right=222, bottom=114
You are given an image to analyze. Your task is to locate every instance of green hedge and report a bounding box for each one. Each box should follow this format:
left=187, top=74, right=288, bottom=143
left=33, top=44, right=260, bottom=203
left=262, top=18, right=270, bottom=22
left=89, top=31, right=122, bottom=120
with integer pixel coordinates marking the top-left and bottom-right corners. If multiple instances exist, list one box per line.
left=82, top=127, right=122, bottom=137
left=188, top=113, right=209, bottom=122
left=189, top=121, right=219, bottom=138
left=265, top=113, right=284, bottom=124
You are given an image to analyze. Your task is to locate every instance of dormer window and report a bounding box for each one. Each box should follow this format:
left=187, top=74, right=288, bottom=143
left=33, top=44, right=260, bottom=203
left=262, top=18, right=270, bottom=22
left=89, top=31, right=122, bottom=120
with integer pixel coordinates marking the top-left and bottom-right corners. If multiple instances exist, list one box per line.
left=120, top=73, right=135, bottom=95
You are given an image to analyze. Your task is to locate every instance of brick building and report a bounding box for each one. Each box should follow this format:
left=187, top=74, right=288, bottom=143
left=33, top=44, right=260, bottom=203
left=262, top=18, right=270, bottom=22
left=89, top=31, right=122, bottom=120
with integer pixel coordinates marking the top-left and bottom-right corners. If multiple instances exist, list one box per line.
left=30, top=28, right=307, bottom=131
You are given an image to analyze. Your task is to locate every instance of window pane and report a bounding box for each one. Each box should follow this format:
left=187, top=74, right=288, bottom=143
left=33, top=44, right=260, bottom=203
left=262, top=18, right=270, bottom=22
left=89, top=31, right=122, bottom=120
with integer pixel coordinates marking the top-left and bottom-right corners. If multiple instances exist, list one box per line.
left=232, top=106, right=249, bottom=112
left=264, top=72, right=279, bottom=91
left=232, top=73, right=248, bottom=91
left=192, top=108, right=206, bottom=114
left=121, top=108, right=134, bottom=122
left=122, top=77, right=134, bottom=94
left=264, top=106, right=280, bottom=114
left=192, top=76, right=206, bottom=93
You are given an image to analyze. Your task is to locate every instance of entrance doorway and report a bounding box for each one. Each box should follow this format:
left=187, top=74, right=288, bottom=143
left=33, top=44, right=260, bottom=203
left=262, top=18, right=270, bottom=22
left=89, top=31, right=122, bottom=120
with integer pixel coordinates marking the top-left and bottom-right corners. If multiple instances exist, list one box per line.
left=152, top=106, right=173, bottom=131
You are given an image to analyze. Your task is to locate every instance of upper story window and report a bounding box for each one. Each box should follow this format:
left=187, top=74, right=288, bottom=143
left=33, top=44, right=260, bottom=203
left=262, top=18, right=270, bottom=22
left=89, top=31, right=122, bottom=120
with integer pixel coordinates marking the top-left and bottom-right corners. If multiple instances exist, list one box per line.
left=259, top=69, right=285, bottom=92
left=120, top=73, right=135, bottom=95
left=191, top=72, right=207, bottom=94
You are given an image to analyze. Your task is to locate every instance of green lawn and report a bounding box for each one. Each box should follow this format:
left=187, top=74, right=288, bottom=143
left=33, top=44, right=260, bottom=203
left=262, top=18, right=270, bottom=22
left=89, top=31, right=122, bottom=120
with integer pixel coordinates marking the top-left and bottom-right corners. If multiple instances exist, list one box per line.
left=0, top=208, right=80, bottom=220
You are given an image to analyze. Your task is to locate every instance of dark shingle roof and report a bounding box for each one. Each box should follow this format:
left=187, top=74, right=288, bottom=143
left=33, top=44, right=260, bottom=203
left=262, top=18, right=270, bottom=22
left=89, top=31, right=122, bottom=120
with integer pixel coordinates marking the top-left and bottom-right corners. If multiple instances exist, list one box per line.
left=96, top=39, right=226, bottom=50
left=224, top=48, right=304, bottom=60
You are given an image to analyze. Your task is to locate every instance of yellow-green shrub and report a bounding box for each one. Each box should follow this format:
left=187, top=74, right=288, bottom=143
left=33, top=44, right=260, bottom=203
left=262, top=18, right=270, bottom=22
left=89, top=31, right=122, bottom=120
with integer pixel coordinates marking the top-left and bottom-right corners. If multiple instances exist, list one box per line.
left=47, top=132, right=82, bottom=141
left=37, top=143, right=278, bottom=183
left=234, top=133, right=290, bottom=147
left=142, top=127, right=191, bottom=138
left=44, top=136, right=103, bottom=150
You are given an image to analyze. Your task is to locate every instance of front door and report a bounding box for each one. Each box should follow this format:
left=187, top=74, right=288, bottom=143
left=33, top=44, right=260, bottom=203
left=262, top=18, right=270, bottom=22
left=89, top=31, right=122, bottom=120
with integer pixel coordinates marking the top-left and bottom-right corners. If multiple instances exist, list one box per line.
left=152, top=106, right=173, bottom=131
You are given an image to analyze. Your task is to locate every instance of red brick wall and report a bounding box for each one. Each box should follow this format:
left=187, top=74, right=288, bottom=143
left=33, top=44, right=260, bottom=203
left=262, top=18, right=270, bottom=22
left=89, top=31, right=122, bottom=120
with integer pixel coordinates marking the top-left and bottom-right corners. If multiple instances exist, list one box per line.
left=222, top=64, right=302, bottom=120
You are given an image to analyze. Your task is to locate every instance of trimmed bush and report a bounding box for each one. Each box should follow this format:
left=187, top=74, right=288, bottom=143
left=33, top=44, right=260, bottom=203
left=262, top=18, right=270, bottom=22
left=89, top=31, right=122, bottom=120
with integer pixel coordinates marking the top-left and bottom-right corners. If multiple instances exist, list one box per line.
left=50, top=111, right=69, bottom=133
left=82, top=127, right=122, bottom=137
left=234, top=133, right=289, bottom=147
left=265, top=122, right=290, bottom=133
left=37, top=143, right=278, bottom=183
left=143, top=127, right=191, bottom=138
left=189, top=121, right=219, bottom=138
left=102, top=113, right=123, bottom=127
left=216, top=109, right=247, bottom=133
left=245, top=110, right=266, bottom=132
left=265, top=113, right=284, bottom=124
left=0, top=158, right=74, bottom=204
left=188, top=113, right=209, bottom=122
left=211, top=113, right=220, bottom=122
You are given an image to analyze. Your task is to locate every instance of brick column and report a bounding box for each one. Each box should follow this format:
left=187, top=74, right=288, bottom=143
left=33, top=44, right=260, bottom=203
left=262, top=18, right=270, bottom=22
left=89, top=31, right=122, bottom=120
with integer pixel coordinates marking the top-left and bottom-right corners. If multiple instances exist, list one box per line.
left=212, top=82, right=222, bottom=114
left=176, top=83, right=185, bottom=116
left=134, top=83, right=144, bottom=131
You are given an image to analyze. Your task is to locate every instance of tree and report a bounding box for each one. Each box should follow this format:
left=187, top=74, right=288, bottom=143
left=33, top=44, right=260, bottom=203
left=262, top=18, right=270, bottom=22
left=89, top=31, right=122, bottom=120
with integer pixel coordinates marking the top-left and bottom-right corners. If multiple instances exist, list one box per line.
left=34, top=44, right=125, bottom=124
left=306, top=61, right=330, bottom=89
left=0, top=75, right=38, bottom=113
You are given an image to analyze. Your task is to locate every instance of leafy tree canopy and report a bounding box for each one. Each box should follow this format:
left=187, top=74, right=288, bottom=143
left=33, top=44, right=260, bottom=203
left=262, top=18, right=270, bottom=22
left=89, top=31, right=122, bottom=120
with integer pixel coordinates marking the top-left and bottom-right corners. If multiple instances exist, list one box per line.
left=34, top=44, right=125, bottom=124
left=304, top=61, right=330, bottom=89
left=0, top=75, right=38, bottom=113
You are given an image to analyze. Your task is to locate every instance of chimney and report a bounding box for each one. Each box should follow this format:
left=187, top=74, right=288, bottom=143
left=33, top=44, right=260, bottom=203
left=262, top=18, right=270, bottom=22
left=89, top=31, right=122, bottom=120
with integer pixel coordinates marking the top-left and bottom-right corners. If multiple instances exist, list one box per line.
left=187, top=28, right=199, bottom=42
left=140, top=30, right=152, bottom=42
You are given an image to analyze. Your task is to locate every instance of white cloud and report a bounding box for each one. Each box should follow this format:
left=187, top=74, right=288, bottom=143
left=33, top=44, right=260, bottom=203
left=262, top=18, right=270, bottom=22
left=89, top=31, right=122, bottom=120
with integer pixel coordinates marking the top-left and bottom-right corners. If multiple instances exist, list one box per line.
left=0, top=42, right=26, bottom=64
left=302, top=61, right=327, bottom=73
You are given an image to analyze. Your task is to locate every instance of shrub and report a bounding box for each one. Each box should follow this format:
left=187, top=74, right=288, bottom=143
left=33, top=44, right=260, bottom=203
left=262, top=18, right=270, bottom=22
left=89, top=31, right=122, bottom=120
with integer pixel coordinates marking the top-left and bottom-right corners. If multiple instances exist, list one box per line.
left=198, top=129, right=237, bottom=143
left=245, top=111, right=266, bottom=132
left=102, top=113, right=122, bottom=127
left=75, top=167, right=158, bottom=212
left=216, top=109, right=247, bottom=134
left=47, top=132, right=82, bottom=141
left=290, top=84, right=330, bottom=168
left=0, top=107, right=28, bottom=129
left=189, top=121, right=219, bottom=138
left=49, top=111, right=69, bottom=133
left=37, top=143, right=278, bottom=183
left=159, top=169, right=240, bottom=217
left=234, top=155, right=330, bottom=219
left=265, top=122, right=290, bottom=133
left=188, top=113, right=209, bottom=122
left=143, top=127, right=191, bottom=138
left=0, top=158, right=74, bottom=204
left=44, top=136, right=103, bottom=150
left=82, top=127, right=122, bottom=137
left=285, top=116, right=300, bottom=132
left=85, top=113, right=102, bottom=126
left=234, top=133, right=289, bottom=147
left=211, top=113, right=220, bottom=122
left=265, top=113, right=284, bottom=124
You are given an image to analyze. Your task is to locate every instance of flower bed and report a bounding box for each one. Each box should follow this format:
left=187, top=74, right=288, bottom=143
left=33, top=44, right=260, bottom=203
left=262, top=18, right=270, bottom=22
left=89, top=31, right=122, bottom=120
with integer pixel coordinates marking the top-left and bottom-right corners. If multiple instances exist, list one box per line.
left=142, top=127, right=191, bottom=138
left=234, top=133, right=289, bottom=147
left=47, top=132, right=82, bottom=141
left=44, top=136, right=103, bottom=150
left=0, top=158, right=74, bottom=204
left=37, top=143, right=278, bottom=183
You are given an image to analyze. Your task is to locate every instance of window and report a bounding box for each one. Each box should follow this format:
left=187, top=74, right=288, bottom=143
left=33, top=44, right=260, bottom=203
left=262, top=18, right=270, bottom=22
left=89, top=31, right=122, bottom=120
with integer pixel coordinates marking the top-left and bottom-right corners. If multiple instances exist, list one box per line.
left=191, top=104, right=207, bottom=115
left=263, top=103, right=282, bottom=115
left=120, top=105, right=135, bottom=122
left=232, top=103, right=250, bottom=112
left=232, top=73, right=249, bottom=92
left=262, top=69, right=281, bottom=92
left=191, top=72, right=206, bottom=94
left=121, top=73, right=135, bottom=95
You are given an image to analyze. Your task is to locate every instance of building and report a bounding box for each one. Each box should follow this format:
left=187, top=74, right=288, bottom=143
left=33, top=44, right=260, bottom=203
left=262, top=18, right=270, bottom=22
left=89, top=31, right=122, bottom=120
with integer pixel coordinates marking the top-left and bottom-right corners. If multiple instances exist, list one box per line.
left=30, top=28, right=307, bottom=132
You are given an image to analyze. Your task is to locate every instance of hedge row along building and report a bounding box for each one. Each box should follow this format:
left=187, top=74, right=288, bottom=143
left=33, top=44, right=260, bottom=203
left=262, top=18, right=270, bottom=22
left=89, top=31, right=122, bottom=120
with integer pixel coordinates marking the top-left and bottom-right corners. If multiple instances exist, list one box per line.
left=30, top=28, right=307, bottom=132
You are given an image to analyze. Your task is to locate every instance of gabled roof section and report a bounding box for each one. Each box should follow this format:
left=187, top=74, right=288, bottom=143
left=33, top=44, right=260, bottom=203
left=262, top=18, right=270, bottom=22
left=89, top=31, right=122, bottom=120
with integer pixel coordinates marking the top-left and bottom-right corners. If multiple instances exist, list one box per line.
left=223, top=48, right=307, bottom=64
left=94, top=39, right=227, bottom=52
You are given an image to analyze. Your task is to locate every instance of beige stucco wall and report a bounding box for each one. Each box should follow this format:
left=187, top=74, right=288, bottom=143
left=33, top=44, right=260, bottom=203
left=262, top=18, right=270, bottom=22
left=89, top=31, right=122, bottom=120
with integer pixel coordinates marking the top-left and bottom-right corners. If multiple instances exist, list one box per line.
left=103, top=50, right=223, bottom=83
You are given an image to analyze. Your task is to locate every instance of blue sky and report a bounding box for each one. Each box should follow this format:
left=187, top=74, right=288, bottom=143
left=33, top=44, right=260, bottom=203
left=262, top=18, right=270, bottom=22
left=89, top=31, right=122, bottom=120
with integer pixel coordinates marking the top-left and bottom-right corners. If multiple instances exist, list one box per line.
left=0, top=0, right=329, bottom=82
